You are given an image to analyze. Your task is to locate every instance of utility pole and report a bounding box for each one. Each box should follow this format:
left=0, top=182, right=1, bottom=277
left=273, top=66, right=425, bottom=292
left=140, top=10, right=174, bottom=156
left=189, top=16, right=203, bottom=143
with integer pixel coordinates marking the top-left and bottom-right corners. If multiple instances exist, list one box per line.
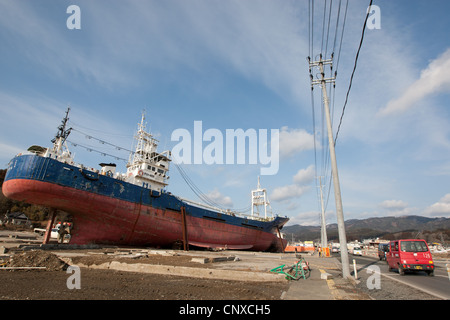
left=319, top=177, right=327, bottom=250
left=309, top=54, right=350, bottom=278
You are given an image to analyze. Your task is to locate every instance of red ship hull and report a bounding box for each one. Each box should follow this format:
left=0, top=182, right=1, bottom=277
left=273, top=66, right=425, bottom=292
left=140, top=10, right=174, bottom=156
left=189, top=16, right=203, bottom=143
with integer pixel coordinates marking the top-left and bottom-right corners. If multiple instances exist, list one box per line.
left=3, top=178, right=287, bottom=251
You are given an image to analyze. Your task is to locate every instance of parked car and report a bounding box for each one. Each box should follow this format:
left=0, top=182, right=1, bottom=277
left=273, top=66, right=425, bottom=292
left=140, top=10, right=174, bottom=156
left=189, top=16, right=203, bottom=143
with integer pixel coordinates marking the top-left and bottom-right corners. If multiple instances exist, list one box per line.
left=33, top=227, right=59, bottom=239
left=378, top=243, right=389, bottom=260
left=331, top=246, right=340, bottom=253
left=51, top=228, right=60, bottom=239
left=386, top=239, right=434, bottom=276
left=352, top=246, right=362, bottom=256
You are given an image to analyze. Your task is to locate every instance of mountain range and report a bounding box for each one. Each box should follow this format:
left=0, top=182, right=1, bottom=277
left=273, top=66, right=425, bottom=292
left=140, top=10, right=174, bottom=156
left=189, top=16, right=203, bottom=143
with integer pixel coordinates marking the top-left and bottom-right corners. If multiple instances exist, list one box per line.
left=283, top=215, right=450, bottom=242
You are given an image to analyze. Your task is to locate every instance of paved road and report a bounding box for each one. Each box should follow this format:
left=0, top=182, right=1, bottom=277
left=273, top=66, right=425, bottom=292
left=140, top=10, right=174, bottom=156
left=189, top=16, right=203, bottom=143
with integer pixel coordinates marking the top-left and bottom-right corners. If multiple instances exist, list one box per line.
left=335, top=253, right=450, bottom=300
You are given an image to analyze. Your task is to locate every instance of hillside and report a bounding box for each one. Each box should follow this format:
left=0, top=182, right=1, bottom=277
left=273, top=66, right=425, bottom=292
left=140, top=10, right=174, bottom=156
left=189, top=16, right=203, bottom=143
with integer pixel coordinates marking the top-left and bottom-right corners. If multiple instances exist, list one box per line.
left=283, top=215, right=450, bottom=244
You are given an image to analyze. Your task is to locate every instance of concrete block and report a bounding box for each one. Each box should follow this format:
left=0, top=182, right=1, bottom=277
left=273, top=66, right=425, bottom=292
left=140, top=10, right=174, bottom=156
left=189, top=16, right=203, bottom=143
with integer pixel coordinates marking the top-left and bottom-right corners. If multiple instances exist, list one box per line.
left=191, top=258, right=209, bottom=264
left=210, top=256, right=232, bottom=262
left=105, top=261, right=286, bottom=282
left=191, top=256, right=236, bottom=264
left=320, top=272, right=333, bottom=280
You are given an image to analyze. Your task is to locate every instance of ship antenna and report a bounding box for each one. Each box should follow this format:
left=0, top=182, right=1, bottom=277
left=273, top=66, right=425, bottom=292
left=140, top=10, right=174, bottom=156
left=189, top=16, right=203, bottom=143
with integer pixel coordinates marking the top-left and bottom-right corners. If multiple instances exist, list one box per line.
left=140, top=109, right=146, bottom=129
left=51, top=107, right=72, bottom=153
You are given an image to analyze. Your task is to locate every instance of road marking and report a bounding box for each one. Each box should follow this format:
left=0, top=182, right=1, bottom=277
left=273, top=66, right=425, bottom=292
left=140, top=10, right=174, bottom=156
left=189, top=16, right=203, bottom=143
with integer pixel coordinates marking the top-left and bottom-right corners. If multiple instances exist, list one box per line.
left=352, top=258, right=449, bottom=300
left=320, top=269, right=342, bottom=300
left=362, top=265, right=448, bottom=300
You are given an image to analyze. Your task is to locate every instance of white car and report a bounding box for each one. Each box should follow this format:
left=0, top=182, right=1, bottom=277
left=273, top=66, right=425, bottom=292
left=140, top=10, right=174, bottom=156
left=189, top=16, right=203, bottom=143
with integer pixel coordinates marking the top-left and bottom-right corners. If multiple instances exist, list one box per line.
left=352, top=247, right=362, bottom=256
left=51, top=228, right=59, bottom=239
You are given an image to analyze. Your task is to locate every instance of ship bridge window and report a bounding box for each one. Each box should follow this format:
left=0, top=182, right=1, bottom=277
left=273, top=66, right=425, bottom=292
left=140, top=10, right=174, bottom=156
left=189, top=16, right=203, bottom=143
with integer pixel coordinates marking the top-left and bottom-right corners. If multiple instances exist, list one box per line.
left=157, top=169, right=164, bottom=174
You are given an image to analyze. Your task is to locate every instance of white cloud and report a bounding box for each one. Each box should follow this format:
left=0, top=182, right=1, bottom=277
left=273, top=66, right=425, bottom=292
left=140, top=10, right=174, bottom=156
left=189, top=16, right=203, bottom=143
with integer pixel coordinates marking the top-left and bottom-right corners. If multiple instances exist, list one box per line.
left=380, top=200, right=408, bottom=210
left=293, top=165, right=315, bottom=185
left=205, top=188, right=233, bottom=207
left=425, top=194, right=450, bottom=217
left=279, top=127, right=317, bottom=158
left=288, top=210, right=335, bottom=226
left=379, top=48, right=450, bottom=116
left=270, top=184, right=310, bottom=202
left=271, top=164, right=314, bottom=202
left=378, top=199, right=412, bottom=217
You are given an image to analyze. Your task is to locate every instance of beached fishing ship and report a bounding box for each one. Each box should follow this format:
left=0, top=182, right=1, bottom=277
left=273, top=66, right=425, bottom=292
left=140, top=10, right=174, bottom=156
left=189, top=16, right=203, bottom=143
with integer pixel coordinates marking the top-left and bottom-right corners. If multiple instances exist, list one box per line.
left=2, top=109, right=288, bottom=251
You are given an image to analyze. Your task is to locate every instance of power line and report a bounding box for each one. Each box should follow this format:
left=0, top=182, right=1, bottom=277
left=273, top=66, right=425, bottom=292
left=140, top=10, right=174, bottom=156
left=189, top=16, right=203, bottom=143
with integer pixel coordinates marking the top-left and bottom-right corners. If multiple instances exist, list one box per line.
left=309, top=0, right=372, bottom=214
left=334, top=0, right=373, bottom=146
left=308, top=1, right=373, bottom=278
left=335, top=0, right=349, bottom=74
left=324, top=0, right=333, bottom=59
left=332, top=0, right=343, bottom=56
left=309, top=0, right=314, bottom=59
left=321, top=0, right=328, bottom=54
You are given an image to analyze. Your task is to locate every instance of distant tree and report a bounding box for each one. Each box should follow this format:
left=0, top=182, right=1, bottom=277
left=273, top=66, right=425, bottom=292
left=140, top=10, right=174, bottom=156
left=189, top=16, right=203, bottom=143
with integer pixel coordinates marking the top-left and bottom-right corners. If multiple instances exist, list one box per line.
left=1, top=168, right=53, bottom=222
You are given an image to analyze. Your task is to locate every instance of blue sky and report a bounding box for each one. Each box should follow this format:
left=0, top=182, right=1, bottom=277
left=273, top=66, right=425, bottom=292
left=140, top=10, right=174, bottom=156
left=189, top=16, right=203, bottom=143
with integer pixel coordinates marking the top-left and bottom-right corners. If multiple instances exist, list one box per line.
left=1, top=0, right=449, bottom=226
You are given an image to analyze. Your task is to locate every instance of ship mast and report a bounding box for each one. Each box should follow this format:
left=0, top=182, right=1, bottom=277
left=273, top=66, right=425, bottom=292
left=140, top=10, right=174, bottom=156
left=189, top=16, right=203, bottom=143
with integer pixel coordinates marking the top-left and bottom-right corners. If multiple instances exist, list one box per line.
left=51, top=107, right=72, bottom=155
left=128, top=111, right=159, bottom=166
left=251, top=176, right=273, bottom=219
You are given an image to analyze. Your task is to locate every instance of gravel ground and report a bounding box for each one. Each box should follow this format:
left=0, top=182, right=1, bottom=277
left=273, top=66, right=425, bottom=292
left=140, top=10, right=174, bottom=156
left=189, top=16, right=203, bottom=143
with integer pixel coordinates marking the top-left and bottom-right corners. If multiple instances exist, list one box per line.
left=354, top=268, right=441, bottom=300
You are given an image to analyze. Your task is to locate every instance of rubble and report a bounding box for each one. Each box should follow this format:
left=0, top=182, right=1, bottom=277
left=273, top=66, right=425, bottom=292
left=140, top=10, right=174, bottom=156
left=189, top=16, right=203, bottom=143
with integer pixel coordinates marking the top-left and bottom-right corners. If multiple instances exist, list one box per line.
left=3, top=250, right=68, bottom=271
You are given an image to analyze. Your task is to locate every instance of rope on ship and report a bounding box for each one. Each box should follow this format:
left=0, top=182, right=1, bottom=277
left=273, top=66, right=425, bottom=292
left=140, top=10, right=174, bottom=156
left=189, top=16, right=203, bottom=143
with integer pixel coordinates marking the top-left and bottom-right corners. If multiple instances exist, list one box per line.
left=173, top=162, right=251, bottom=214
left=70, top=128, right=135, bottom=154
left=67, top=140, right=129, bottom=162
left=65, top=126, right=135, bottom=163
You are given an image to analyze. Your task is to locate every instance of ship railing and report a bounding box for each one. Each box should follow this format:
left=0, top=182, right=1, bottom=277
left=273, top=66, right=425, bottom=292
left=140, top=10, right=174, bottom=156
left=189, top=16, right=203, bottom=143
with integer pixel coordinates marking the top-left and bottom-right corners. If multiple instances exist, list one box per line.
left=177, top=197, right=228, bottom=215
left=177, top=196, right=274, bottom=222
left=236, top=212, right=275, bottom=222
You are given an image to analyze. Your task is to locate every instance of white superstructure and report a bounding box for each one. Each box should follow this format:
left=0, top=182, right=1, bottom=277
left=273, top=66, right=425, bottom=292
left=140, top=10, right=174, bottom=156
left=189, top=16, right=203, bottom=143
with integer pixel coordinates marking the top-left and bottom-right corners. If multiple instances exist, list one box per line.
left=251, top=177, right=273, bottom=219
left=125, top=112, right=171, bottom=192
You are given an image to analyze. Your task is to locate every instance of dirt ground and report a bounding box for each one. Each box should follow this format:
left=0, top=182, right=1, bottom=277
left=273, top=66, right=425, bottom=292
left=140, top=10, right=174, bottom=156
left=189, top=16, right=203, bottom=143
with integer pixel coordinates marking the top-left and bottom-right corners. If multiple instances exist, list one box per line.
left=0, top=250, right=289, bottom=300
left=0, top=269, right=288, bottom=300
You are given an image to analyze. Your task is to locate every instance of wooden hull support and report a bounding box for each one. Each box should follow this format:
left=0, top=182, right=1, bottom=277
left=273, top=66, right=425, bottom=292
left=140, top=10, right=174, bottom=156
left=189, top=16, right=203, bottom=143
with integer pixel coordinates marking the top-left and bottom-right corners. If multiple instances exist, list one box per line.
left=181, top=206, right=189, bottom=251
left=43, top=209, right=57, bottom=244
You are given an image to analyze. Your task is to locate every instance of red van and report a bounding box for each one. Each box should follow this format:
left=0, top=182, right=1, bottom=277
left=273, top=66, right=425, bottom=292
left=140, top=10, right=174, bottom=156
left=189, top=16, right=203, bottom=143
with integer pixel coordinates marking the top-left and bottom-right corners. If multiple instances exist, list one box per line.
left=386, top=239, right=434, bottom=276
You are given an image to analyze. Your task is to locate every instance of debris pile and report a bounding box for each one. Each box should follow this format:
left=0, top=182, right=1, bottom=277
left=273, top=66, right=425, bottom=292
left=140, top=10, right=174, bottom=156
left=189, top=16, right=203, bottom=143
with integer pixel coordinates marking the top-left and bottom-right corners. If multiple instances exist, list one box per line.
left=4, top=250, right=68, bottom=271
